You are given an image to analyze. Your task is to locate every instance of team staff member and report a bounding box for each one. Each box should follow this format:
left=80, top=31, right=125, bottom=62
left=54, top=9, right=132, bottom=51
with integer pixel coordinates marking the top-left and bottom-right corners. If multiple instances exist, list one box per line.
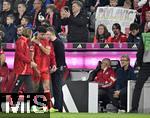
left=46, top=27, right=66, bottom=112
left=130, top=32, right=150, bottom=113
left=94, top=58, right=116, bottom=108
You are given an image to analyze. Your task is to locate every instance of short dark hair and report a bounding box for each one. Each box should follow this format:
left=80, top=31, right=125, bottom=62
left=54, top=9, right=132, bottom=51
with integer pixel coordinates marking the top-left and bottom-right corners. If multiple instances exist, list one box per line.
left=17, top=25, right=24, bottom=29
left=7, top=14, right=15, bottom=21
left=112, top=23, right=121, bottom=30
left=3, top=0, right=11, bottom=4
left=46, top=27, right=56, bottom=35
left=18, top=1, right=26, bottom=7
left=22, top=15, right=31, bottom=23
left=72, top=0, right=83, bottom=8
left=37, top=26, right=47, bottom=33
left=22, top=27, right=32, bottom=38
left=129, top=23, right=139, bottom=31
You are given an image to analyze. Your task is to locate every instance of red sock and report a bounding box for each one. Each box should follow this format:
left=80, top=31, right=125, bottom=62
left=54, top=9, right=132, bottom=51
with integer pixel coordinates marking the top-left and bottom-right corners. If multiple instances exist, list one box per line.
left=44, top=92, right=53, bottom=109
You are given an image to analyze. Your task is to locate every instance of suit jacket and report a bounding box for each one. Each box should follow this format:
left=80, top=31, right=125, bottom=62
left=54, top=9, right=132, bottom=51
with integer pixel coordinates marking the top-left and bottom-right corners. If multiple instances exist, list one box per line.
left=61, top=11, right=89, bottom=42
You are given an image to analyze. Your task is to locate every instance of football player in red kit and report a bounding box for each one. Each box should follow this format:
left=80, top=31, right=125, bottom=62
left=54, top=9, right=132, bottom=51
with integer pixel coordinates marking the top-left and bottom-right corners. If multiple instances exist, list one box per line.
left=32, top=26, right=55, bottom=111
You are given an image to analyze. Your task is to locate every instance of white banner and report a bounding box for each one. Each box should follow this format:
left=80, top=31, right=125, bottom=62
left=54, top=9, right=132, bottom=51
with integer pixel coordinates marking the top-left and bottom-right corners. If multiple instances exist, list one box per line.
left=95, top=7, right=136, bottom=35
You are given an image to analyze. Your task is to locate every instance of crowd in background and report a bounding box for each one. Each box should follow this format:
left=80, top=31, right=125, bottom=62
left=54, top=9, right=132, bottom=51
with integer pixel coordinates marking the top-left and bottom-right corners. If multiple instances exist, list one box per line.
left=0, top=0, right=149, bottom=43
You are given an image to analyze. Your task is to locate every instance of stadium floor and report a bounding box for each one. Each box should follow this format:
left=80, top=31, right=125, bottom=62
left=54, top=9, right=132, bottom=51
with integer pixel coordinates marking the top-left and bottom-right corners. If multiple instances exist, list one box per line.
left=0, top=113, right=50, bottom=118
left=0, top=112, right=150, bottom=118
left=50, top=113, right=150, bottom=118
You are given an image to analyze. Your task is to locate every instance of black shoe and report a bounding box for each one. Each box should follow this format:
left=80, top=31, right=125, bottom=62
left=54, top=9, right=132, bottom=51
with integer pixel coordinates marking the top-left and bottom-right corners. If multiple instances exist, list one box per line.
left=129, top=109, right=138, bottom=113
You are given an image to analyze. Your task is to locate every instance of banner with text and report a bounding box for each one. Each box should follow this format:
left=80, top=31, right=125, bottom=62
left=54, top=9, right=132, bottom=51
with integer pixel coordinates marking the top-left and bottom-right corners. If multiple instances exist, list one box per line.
left=95, top=7, right=136, bottom=35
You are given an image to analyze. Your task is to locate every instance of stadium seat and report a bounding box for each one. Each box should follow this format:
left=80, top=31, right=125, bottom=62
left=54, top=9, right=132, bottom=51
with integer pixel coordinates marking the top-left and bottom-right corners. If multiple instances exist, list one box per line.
left=110, top=60, right=121, bottom=71
left=88, top=61, right=101, bottom=81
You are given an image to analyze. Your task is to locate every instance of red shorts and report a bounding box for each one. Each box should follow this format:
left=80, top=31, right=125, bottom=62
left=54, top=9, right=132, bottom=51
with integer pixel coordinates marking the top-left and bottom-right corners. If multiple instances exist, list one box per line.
left=32, top=70, right=50, bottom=83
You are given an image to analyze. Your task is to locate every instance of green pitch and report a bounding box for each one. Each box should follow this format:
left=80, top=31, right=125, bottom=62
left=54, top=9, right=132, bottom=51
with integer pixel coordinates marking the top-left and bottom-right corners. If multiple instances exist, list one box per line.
left=0, top=112, right=150, bottom=118
left=50, top=113, right=150, bottom=118
left=0, top=113, right=50, bottom=118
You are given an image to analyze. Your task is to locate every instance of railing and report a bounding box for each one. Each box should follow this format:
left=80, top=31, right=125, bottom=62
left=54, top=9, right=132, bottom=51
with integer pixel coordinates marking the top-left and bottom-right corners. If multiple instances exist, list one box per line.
left=2, top=43, right=138, bottom=51
left=3, top=43, right=138, bottom=69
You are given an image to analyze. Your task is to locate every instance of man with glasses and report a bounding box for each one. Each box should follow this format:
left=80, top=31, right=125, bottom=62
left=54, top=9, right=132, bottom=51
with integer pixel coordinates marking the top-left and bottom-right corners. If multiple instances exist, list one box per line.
left=110, top=55, right=136, bottom=112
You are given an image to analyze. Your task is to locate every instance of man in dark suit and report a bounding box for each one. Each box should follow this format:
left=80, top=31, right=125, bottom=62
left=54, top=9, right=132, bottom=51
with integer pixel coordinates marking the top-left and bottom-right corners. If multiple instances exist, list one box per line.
left=46, top=27, right=66, bottom=112
left=61, top=0, right=89, bottom=42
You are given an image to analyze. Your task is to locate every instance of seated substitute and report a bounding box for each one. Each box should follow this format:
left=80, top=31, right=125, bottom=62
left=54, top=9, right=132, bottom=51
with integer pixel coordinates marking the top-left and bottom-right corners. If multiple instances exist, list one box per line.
left=111, top=54, right=136, bottom=111
left=94, top=58, right=116, bottom=108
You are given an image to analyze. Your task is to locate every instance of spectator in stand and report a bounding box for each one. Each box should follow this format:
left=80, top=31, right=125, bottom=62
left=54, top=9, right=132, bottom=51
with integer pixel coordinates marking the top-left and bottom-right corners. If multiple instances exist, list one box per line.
left=16, top=25, right=24, bottom=40
left=43, top=0, right=54, bottom=8
left=110, top=55, right=136, bottom=111
left=94, top=58, right=116, bottom=109
left=54, top=0, right=67, bottom=11
left=60, top=0, right=89, bottom=42
left=109, top=0, right=118, bottom=7
left=107, top=23, right=127, bottom=43
left=15, top=2, right=29, bottom=26
left=0, top=0, right=14, bottom=24
left=134, top=0, right=140, bottom=10
left=31, top=0, right=45, bottom=30
left=46, top=4, right=61, bottom=33
left=0, top=1, right=2, bottom=13
left=123, top=0, right=132, bottom=9
left=142, top=10, right=150, bottom=32
left=58, top=6, right=69, bottom=42
left=14, top=0, right=35, bottom=14
left=21, top=15, right=33, bottom=29
left=88, top=0, right=109, bottom=12
left=127, top=23, right=142, bottom=43
left=138, top=0, right=150, bottom=24
left=4, top=14, right=16, bottom=43
left=93, top=24, right=111, bottom=43
left=0, top=30, right=5, bottom=41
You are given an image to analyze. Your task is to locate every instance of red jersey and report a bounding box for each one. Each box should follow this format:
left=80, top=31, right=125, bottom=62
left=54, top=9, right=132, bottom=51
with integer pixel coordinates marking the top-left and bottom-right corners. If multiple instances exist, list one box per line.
left=54, top=0, right=67, bottom=11
left=95, top=67, right=116, bottom=88
left=14, top=36, right=32, bottom=75
left=107, top=33, right=127, bottom=43
left=93, top=35, right=112, bottom=43
left=33, top=39, right=50, bottom=72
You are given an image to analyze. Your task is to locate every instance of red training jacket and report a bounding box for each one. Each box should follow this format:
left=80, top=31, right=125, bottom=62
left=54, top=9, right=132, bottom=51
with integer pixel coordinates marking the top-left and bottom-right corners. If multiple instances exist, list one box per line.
left=14, top=36, right=32, bottom=75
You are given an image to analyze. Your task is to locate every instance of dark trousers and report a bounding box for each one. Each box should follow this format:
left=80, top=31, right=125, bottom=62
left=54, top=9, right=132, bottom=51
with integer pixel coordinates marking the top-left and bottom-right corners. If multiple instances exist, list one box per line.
left=12, top=75, right=33, bottom=105
left=110, top=87, right=127, bottom=110
left=51, top=69, right=63, bottom=112
left=131, top=63, right=150, bottom=111
left=98, top=88, right=112, bottom=108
